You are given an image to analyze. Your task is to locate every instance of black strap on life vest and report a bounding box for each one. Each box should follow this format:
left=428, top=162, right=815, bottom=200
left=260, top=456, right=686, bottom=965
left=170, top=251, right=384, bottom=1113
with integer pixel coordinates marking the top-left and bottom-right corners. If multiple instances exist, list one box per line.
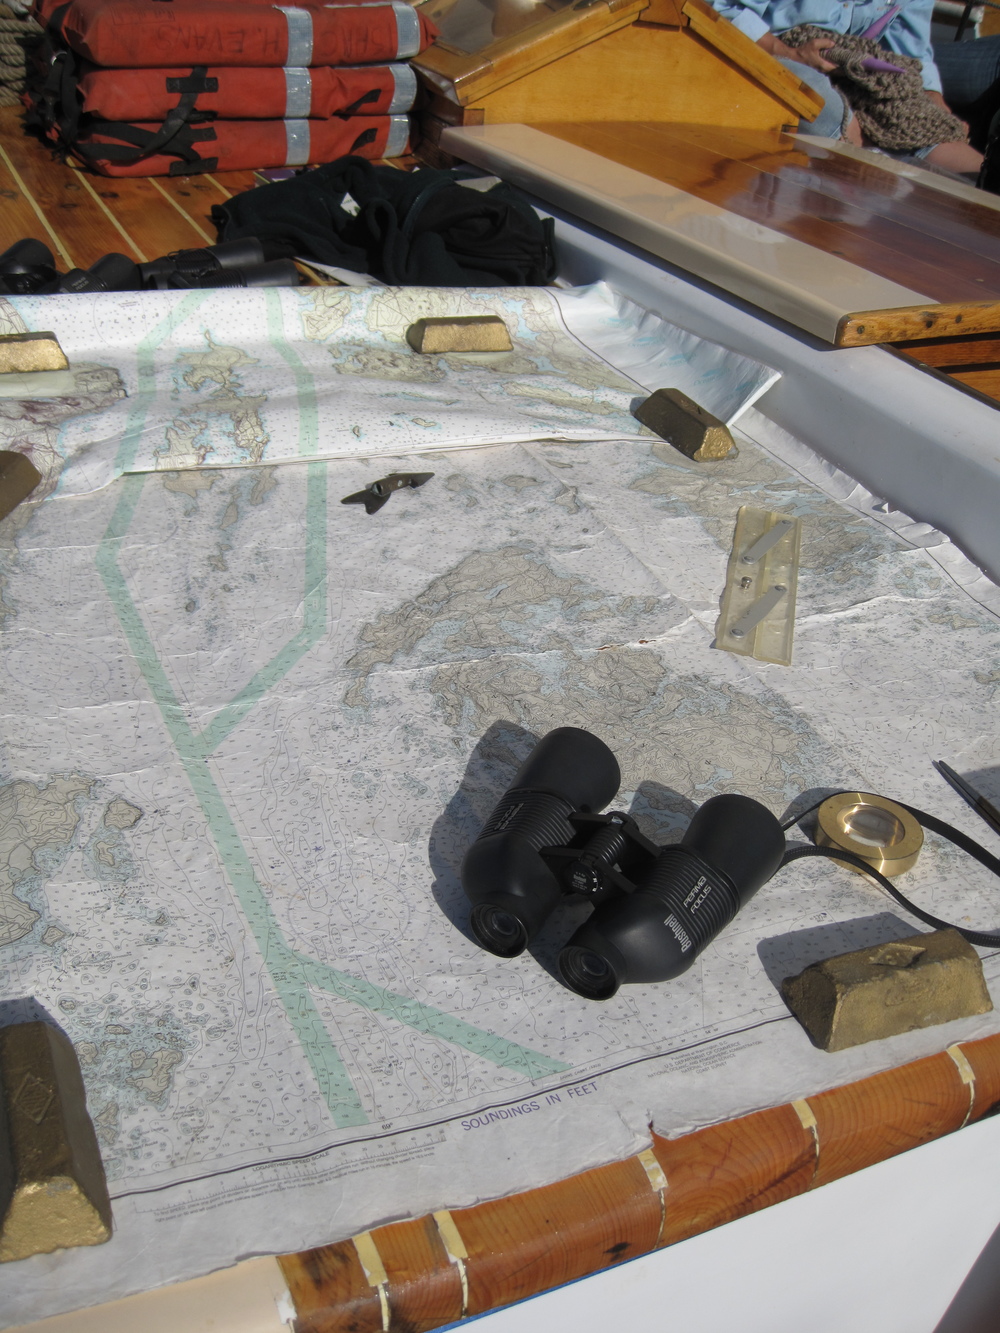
left=25, top=18, right=217, bottom=174
left=349, top=126, right=378, bottom=153
left=46, top=1, right=71, bottom=34
left=338, top=88, right=381, bottom=119
left=74, top=119, right=219, bottom=174
left=20, top=2, right=74, bottom=139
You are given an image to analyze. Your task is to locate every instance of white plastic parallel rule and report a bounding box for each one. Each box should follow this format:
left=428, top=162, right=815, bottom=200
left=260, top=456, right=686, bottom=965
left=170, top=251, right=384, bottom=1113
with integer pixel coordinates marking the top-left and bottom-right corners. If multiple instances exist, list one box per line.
left=716, top=506, right=802, bottom=666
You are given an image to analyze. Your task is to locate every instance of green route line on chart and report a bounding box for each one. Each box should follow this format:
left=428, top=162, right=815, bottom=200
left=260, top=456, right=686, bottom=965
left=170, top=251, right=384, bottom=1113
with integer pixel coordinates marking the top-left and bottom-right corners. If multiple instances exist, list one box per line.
left=114, top=290, right=213, bottom=476
left=97, top=293, right=568, bottom=1128
left=97, top=469, right=366, bottom=1126
left=294, top=953, right=562, bottom=1079
left=195, top=293, right=324, bottom=756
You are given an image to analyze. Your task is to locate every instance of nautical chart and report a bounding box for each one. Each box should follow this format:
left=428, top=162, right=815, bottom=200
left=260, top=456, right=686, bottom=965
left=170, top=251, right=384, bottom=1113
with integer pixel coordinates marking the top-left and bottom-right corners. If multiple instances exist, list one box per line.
left=2, top=281, right=777, bottom=498
left=0, top=287, right=998, bottom=1324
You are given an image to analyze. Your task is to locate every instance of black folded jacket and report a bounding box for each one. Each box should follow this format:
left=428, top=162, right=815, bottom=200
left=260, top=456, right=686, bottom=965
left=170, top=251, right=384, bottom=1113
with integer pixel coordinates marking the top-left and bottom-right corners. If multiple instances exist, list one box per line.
left=212, top=157, right=557, bottom=286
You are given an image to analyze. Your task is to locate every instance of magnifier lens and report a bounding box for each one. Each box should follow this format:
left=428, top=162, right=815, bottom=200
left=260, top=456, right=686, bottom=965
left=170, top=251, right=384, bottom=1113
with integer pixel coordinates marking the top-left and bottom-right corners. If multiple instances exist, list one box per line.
left=840, top=804, right=905, bottom=848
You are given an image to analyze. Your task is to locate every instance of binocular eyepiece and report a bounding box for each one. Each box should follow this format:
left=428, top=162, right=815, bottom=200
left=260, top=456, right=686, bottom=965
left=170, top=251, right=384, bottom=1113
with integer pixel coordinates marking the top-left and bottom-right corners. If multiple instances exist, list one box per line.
left=0, top=239, right=58, bottom=295
left=461, top=727, right=786, bottom=1000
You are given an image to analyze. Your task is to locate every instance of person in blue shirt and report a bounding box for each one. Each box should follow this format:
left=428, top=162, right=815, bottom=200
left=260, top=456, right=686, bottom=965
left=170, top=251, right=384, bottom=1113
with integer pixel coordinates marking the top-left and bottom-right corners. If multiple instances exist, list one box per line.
left=709, top=0, right=982, bottom=174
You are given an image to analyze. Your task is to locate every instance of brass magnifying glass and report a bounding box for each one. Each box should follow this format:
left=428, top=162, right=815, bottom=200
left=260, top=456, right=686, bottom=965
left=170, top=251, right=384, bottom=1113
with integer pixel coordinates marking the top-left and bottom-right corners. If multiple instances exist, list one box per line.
left=815, top=792, right=923, bottom=877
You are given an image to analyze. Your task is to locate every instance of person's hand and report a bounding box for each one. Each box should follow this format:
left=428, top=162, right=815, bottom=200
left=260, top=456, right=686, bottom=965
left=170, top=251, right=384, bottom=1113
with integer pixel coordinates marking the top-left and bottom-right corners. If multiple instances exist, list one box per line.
left=758, top=31, right=838, bottom=72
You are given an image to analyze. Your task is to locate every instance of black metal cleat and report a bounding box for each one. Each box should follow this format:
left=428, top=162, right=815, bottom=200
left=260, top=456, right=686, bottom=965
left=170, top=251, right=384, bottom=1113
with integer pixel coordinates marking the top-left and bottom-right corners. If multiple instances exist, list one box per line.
left=341, top=471, right=434, bottom=515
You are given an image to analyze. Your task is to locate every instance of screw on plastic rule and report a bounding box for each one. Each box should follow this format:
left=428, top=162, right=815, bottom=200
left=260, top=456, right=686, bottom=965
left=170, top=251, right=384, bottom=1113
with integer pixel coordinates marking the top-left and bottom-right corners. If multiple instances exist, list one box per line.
left=715, top=506, right=801, bottom=666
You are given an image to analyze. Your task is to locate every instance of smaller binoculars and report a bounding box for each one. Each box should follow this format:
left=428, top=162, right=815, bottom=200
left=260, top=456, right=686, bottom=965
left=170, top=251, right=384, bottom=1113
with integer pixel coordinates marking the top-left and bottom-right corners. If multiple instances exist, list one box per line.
left=461, top=727, right=786, bottom=999
left=138, top=238, right=299, bottom=291
left=0, top=237, right=300, bottom=296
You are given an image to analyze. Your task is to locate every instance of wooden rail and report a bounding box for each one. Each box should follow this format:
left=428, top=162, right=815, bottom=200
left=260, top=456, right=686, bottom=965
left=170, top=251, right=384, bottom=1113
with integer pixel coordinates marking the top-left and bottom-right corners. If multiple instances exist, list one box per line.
left=280, top=1031, right=1000, bottom=1332
left=838, top=301, right=1000, bottom=347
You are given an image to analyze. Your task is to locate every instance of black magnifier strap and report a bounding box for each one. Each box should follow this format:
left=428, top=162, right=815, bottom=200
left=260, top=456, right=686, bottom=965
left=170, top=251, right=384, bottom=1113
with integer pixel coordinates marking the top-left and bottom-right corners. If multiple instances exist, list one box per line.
left=781, top=793, right=1000, bottom=949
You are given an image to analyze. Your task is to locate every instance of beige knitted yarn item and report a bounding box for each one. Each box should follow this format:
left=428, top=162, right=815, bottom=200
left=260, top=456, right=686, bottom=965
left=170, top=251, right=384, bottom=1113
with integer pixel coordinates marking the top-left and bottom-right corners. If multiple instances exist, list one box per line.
left=781, top=24, right=966, bottom=152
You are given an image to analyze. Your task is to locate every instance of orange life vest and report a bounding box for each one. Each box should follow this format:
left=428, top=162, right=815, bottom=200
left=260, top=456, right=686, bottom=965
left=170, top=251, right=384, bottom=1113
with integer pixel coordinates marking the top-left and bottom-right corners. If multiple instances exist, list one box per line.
left=32, top=0, right=392, bottom=15
left=50, top=0, right=435, bottom=67
left=75, top=112, right=411, bottom=175
left=75, top=62, right=417, bottom=120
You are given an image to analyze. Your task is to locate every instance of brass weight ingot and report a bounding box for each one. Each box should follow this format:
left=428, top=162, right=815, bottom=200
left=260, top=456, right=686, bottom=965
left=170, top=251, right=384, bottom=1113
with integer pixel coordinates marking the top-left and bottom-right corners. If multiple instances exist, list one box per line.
left=782, top=928, right=993, bottom=1052
left=815, top=792, right=923, bottom=877
left=0, top=1021, right=112, bottom=1262
left=406, top=316, right=512, bottom=354
left=0, top=332, right=68, bottom=375
left=632, top=387, right=735, bottom=461
left=0, top=451, right=42, bottom=524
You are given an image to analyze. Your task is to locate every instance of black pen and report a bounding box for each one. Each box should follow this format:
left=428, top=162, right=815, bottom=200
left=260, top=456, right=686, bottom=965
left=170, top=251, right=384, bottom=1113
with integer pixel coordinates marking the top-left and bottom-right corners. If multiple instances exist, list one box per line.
left=934, top=760, right=1000, bottom=839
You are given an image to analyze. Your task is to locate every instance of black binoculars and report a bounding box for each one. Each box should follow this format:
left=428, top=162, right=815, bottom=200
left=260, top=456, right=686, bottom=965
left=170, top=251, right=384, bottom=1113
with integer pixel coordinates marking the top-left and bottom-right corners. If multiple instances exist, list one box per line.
left=138, top=238, right=300, bottom=291
left=0, top=238, right=58, bottom=295
left=461, top=727, right=786, bottom=1000
left=0, top=237, right=300, bottom=296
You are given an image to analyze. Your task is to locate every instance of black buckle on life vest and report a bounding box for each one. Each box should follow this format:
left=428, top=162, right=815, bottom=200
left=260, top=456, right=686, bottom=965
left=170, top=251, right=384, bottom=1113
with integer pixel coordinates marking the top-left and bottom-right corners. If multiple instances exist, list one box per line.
left=166, top=72, right=219, bottom=95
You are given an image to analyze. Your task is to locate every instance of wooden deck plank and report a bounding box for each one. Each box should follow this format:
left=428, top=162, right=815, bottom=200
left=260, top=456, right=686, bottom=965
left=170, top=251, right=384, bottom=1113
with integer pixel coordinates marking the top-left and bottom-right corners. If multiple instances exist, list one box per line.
left=143, top=177, right=218, bottom=246
left=796, top=139, right=1000, bottom=263
left=0, top=135, right=76, bottom=268
left=0, top=113, right=145, bottom=267
left=204, top=170, right=261, bottom=200
left=147, top=171, right=261, bottom=249
left=0, top=110, right=262, bottom=267
left=70, top=171, right=224, bottom=259
left=950, top=367, right=1000, bottom=398
left=892, top=333, right=1000, bottom=368
left=539, top=120, right=1000, bottom=304
left=837, top=300, right=1000, bottom=345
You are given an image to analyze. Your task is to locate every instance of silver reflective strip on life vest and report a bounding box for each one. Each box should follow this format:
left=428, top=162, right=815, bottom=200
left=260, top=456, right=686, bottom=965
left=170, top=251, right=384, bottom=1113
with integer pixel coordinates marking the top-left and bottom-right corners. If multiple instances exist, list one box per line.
left=391, top=1, right=421, bottom=57
left=384, top=115, right=410, bottom=159
left=388, top=62, right=417, bottom=112
left=284, top=118, right=311, bottom=166
left=283, top=67, right=312, bottom=118
left=276, top=6, right=314, bottom=66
